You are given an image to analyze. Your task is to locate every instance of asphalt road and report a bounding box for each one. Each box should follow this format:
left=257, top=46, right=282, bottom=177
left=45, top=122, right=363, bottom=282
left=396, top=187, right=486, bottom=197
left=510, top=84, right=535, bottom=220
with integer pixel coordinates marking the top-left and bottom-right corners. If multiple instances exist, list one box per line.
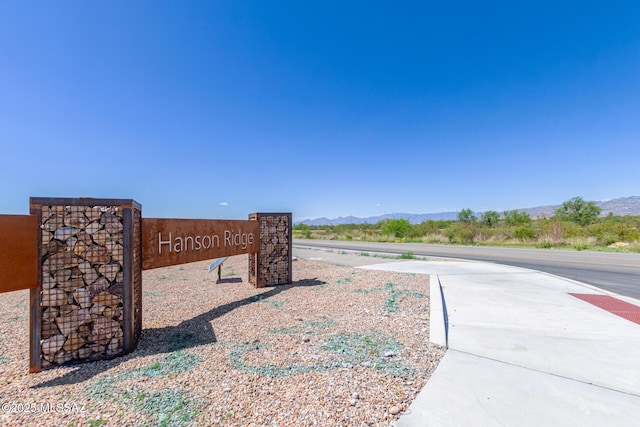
left=293, top=239, right=640, bottom=300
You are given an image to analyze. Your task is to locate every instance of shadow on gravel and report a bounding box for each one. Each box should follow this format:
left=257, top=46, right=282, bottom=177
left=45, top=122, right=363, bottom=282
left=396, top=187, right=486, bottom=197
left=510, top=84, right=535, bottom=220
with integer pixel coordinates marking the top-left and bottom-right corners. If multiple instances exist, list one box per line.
left=216, top=277, right=243, bottom=284
left=32, top=277, right=326, bottom=388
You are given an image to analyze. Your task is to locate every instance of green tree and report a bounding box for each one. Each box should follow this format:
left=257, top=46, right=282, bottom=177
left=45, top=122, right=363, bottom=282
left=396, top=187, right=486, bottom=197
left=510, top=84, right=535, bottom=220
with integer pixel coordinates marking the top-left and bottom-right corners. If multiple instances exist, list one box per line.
left=554, top=197, right=601, bottom=226
left=458, top=208, right=476, bottom=223
left=503, top=210, right=531, bottom=226
left=480, top=210, right=500, bottom=227
left=381, top=218, right=413, bottom=238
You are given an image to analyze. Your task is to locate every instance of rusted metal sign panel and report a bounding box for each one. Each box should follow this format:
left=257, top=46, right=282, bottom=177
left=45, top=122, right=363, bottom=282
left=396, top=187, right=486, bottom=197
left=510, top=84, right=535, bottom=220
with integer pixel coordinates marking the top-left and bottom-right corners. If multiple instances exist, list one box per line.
left=142, top=218, right=259, bottom=270
left=0, top=214, right=38, bottom=293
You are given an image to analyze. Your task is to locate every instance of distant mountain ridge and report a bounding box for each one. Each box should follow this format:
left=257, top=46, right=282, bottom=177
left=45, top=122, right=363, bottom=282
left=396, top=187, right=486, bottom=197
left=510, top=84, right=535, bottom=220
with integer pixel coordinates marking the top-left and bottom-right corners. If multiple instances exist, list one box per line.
left=298, top=196, right=640, bottom=226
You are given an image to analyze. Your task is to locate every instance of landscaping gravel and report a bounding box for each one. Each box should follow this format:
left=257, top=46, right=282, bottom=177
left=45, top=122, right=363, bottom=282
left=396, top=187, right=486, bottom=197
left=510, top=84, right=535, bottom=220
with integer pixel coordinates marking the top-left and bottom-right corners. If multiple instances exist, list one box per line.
left=0, top=255, right=444, bottom=426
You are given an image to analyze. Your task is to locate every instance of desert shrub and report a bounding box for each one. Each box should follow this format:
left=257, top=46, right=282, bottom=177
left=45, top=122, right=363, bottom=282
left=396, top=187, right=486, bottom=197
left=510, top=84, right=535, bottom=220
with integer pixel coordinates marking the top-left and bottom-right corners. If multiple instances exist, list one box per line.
left=541, top=219, right=567, bottom=242
left=381, top=218, right=413, bottom=238
left=570, top=237, right=595, bottom=251
left=596, top=233, right=618, bottom=246
left=614, top=223, right=639, bottom=241
left=562, top=220, right=587, bottom=238
left=333, top=223, right=361, bottom=235
left=293, top=224, right=313, bottom=239
left=514, top=227, right=536, bottom=240
left=457, top=228, right=475, bottom=243
left=423, top=233, right=446, bottom=244
left=445, top=227, right=456, bottom=243
left=414, top=220, right=447, bottom=236
left=445, top=225, right=475, bottom=243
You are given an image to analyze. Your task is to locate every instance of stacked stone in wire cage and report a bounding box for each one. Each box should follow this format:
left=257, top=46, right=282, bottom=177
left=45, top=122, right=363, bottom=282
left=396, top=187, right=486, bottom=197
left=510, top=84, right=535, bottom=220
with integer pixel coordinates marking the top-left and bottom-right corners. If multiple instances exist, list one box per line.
left=40, top=205, right=126, bottom=367
left=250, top=213, right=291, bottom=288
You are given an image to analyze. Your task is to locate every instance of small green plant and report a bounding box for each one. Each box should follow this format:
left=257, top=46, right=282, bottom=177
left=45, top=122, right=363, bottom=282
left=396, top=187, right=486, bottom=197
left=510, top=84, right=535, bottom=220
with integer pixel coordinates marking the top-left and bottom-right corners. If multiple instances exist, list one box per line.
left=536, top=239, right=553, bottom=249
left=572, top=241, right=590, bottom=251
left=354, top=282, right=422, bottom=313
left=397, top=252, right=415, bottom=259
left=228, top=342, right=323, bottom=377
left=384, top=293, right=399, bottom=313
left=322, top=332, right=412, bottom=376
left=336, top=277, right=351, bottom=284
left=359, top=252, right=370, bottom=256
left=134, top=350, right=201, bottom=378
left=353, top=288, right=379, bottom=294
left=87, top=420, right=105, bottom=427
left=89, top=354, right=201, bottom=426
left=134, top=389, right=199, bottom=426
left=144, top=291, right=163, bottom=298
left=249, top=295, right=284, bottom=309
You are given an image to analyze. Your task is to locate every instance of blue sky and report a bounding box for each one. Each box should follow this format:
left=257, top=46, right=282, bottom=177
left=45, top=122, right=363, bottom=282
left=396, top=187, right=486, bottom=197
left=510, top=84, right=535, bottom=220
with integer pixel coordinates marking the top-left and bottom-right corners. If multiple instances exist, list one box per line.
left=1, top=1, right=639, bottom=221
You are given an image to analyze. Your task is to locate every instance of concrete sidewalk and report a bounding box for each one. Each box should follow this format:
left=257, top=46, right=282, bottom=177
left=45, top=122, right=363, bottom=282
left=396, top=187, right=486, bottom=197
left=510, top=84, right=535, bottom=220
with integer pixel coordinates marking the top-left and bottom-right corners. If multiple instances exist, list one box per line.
left=293, top=247, right=640, bottom=427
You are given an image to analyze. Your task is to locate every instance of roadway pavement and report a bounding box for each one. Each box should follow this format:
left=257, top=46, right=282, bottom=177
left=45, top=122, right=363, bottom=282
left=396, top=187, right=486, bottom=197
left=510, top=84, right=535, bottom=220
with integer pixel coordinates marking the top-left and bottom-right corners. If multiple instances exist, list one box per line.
left=293, top=239, right=640, bottom=299
left=293, top=246, right=640, bottom=427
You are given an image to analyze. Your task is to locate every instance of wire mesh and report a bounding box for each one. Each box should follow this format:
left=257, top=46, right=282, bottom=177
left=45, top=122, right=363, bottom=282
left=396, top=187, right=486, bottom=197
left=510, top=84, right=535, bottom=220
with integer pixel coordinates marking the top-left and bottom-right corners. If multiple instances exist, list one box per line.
left=37, top=201, right=136, bottom=367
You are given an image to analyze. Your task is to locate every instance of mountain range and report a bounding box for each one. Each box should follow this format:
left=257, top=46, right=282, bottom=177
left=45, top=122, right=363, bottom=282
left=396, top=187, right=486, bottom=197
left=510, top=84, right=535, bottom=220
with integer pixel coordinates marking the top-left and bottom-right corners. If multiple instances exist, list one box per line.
left=297, top=196, right=640, bottom=226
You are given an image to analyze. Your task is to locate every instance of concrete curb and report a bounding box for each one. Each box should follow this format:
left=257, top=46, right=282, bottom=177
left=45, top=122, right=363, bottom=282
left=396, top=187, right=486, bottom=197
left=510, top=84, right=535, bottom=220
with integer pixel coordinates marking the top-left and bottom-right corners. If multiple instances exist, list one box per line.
left=429, top=275, right=448, bottom=348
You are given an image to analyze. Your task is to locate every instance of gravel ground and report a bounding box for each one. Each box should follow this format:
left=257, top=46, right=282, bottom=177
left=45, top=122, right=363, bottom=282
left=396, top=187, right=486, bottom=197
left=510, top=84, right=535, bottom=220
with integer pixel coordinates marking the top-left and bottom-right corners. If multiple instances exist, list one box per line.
left=0, top=255, right=444, bottom=426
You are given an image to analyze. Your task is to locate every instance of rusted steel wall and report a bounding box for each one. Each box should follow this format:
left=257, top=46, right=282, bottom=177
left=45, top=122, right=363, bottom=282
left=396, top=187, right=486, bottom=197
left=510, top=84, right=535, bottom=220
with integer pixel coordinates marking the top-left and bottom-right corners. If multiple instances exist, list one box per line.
left=15, top=196, right=289, bottom=372
left=0, top=214, right=38, bottom=293
left=248, top=213, right=292, bottom=288
left=141, top=218, right=259, bottom=270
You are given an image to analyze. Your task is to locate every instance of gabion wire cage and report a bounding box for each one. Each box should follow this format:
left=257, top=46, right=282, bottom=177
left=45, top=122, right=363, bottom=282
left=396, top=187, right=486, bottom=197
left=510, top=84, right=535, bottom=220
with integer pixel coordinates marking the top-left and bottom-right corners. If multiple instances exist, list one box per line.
left=29, top=198, right=142, bottom=371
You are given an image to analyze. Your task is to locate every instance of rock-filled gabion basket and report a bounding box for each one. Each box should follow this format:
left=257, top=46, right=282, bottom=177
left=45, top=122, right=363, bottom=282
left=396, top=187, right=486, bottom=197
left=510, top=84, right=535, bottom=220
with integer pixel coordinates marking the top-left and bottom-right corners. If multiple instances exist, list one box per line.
left=248, top=213, right=292, bottom=288
left=30, top=198, right=142, bottom=371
